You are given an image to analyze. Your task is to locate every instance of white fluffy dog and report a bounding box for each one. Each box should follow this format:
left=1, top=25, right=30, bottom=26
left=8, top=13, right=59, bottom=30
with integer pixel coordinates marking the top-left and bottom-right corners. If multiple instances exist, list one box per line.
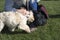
left=0, top=11, right=34, bottom=33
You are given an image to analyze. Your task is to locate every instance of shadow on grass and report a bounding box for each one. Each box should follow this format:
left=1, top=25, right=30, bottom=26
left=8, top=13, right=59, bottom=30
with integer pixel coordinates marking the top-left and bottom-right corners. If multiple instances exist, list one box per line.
left=49, top=14, right=60, bottom=18
left=1, top=26, right=28, bottom=35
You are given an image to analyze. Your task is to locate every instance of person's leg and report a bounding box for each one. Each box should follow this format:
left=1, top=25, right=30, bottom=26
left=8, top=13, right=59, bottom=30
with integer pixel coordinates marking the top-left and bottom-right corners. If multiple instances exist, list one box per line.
left=29, top=0, right=38, bottom=11
left=4, top=0, right=14, bottom=11
left=28, top=22, right=37, bottom=32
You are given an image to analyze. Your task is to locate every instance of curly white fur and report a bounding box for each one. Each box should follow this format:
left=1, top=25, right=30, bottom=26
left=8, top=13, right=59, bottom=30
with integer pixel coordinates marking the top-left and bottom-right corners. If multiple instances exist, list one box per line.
left=0, top=11, right=34, bottom=33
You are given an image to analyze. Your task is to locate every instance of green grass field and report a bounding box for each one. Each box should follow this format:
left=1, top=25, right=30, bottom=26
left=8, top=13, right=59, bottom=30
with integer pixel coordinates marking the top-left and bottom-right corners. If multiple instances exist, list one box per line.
left=0, top=1, right=60, bottom=40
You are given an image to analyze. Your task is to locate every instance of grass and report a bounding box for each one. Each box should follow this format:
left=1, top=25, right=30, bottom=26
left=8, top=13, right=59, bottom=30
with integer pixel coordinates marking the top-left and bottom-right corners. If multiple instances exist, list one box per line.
left=0, top=1, right=60, bottom=40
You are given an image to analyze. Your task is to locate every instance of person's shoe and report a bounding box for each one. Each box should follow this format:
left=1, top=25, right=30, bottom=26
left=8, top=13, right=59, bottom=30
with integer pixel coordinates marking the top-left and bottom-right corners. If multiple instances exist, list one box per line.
left=30, top=27, right=37, bottom=32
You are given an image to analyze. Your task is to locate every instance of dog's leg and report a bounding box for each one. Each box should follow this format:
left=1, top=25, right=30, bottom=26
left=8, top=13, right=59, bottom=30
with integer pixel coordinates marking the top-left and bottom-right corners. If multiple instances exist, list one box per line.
left=0, top=20, right=4, bottom=32
left=18, top=24, right=31, bottom=33
left=8, top=26, right=16, bottom=32
left=10, top=28, right=15, bottom=32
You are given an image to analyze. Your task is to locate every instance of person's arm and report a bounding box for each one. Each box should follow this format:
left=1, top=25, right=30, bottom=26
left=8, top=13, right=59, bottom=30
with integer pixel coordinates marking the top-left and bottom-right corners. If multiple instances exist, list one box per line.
left=4, top=0, right=14, bottom=11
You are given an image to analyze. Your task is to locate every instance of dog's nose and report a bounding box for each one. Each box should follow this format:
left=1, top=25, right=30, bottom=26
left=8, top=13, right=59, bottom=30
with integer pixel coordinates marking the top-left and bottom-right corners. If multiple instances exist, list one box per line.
left=31, top=18, right=34, bottom=22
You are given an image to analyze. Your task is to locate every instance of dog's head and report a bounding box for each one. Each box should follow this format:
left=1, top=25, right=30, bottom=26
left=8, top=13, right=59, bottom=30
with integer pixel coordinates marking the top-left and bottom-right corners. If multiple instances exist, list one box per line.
left=26, top=11, right=34, bottom=22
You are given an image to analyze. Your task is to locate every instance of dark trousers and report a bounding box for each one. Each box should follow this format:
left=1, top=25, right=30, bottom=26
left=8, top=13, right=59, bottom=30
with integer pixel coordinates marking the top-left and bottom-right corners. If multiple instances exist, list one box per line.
left=28, top=4, right=49, bottom=28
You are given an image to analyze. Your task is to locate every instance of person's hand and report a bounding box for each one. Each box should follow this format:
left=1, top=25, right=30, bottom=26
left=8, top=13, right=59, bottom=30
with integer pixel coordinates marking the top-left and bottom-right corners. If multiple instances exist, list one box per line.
left=17, top=8, right=27, bottom=15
